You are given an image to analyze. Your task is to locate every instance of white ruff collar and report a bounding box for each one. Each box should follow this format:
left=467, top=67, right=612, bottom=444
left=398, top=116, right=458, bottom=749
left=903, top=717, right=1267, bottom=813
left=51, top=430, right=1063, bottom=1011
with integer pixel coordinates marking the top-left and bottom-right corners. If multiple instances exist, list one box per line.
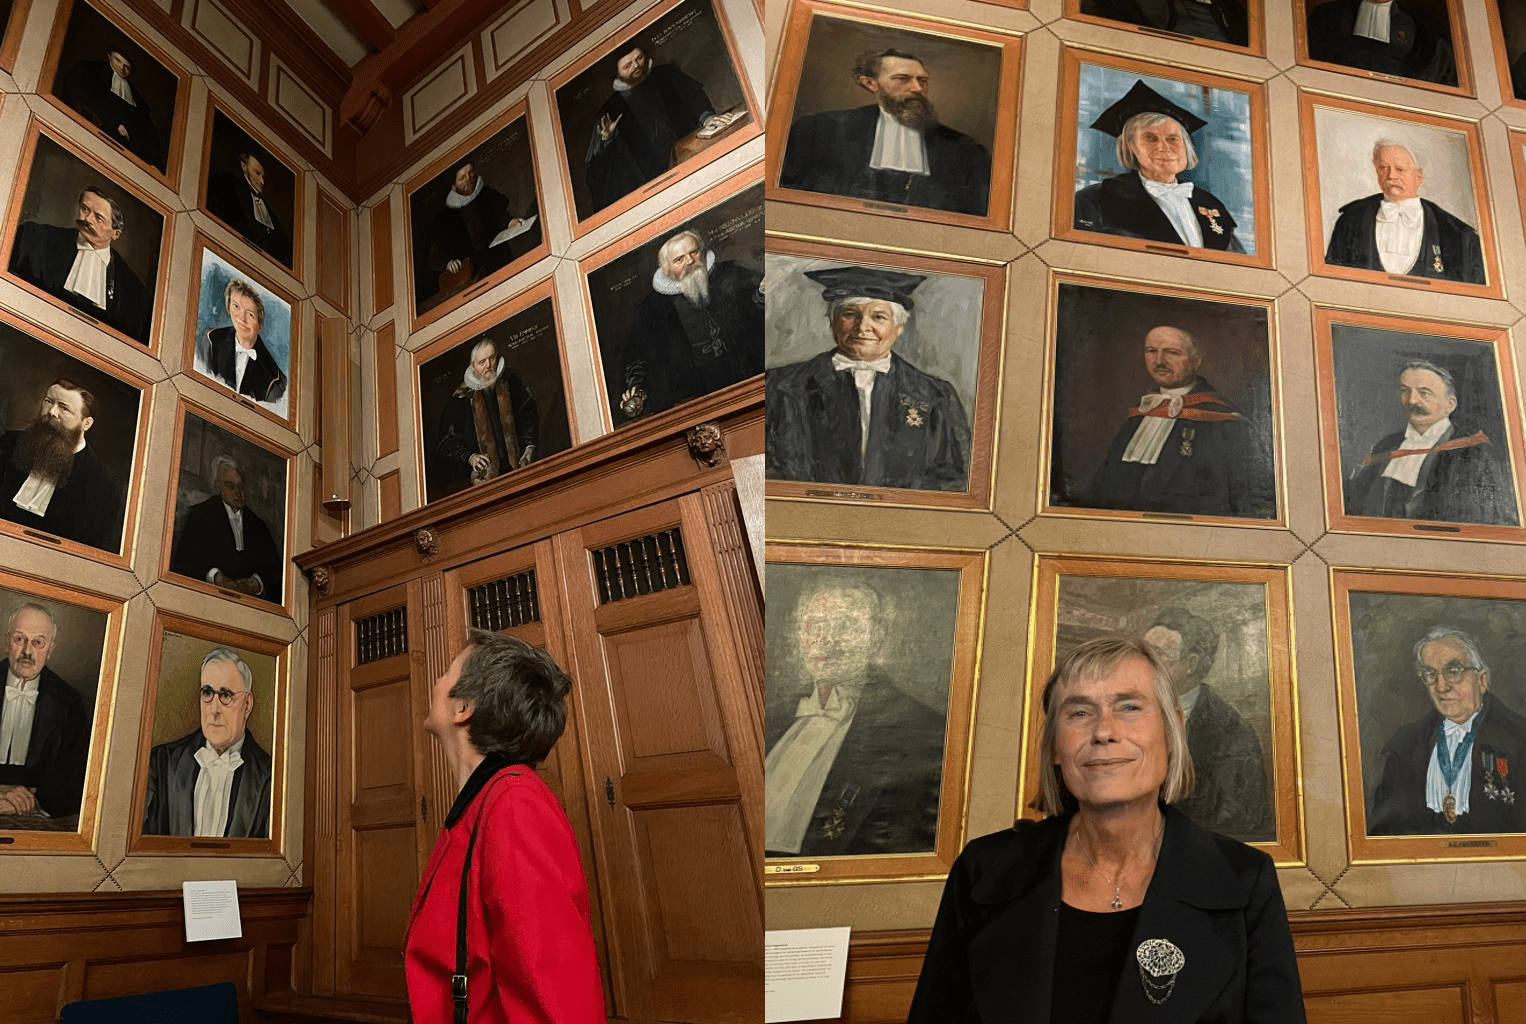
left=462, top=357, right=504, bottom=391
left=652, top=249, right=715, bottom=294
left=445, top=177, right=485, bottom=209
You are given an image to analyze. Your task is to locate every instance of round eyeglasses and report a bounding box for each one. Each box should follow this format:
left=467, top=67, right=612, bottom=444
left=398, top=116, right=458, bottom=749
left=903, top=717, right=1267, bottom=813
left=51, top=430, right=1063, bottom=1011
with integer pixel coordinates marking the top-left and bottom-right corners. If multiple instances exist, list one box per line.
left=199, top=685, right=247, bottom=706
left=1416, top=663, right=1477, bottom=687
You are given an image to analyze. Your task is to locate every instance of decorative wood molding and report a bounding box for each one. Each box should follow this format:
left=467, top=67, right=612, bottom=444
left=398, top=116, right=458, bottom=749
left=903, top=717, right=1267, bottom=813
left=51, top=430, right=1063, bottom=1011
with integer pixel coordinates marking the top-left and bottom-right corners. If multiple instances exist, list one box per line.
left=686, top=423, right=727, bottom=468
left=415, top=528, right=439, bottom=558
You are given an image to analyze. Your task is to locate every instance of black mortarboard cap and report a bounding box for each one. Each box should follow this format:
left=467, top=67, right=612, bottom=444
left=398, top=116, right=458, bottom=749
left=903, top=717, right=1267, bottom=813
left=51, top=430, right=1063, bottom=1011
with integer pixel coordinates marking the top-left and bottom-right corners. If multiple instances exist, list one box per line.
left=1088, top=79, right=1207, bottom=139
left=803, top=267, right=927, bottom=310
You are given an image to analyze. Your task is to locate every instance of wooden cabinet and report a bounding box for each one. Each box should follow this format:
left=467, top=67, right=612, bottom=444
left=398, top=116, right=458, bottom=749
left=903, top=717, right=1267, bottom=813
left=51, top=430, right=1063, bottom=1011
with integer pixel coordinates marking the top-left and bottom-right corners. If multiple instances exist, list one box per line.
left=295, top=389, right=764, bottom=1022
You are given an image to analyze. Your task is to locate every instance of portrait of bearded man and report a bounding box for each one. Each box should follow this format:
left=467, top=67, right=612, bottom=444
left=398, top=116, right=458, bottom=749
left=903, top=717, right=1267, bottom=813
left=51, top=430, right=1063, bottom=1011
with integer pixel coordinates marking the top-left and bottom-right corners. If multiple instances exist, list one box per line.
left=421, top=156, right=539, bottom=306
left=0, top=378, right=121, bottom=552
left=616, top=228, right=763, bottom=423
left=433, top=337, right=539, bottom=492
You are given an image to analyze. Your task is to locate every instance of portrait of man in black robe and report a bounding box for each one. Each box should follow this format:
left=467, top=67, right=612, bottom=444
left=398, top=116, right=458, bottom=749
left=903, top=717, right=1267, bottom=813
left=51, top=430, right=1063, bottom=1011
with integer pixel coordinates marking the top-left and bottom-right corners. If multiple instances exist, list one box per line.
left=1306, top=0, right=1458, bottom=86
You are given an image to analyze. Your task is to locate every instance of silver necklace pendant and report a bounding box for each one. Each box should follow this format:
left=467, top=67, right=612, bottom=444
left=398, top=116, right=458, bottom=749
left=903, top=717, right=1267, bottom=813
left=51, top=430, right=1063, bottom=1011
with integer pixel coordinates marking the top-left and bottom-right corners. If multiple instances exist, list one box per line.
left=1111, top=886, right=1123, bottom=911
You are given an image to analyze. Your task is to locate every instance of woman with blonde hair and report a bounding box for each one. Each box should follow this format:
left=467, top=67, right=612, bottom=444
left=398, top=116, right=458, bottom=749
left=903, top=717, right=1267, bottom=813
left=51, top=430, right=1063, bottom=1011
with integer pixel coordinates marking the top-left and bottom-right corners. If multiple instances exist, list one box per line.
left=907, top=634, right=1304, bottom=1023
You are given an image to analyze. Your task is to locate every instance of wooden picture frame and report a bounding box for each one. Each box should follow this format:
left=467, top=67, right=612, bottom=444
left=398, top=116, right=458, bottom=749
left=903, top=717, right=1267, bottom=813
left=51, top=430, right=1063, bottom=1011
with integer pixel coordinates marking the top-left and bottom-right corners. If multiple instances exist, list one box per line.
left=0, top=573, right=122, bottom=852
left=160, top=400, right=294, bottom=613
left=413, top=276, right=576, bottom=506
left=1023, top=555, right=1303, bottom=865
left=183, top=233, right=301, bottom=430
left=129, top=610, right=288, bottom=855
left=38, top=0, right=188, bottom=184
left=763, top=235, right=1006, bottom=511
left=403, top=98, right=550, bottom=333
left=1, top=118, right=172, bottom=350
left=0, top=307, right=150, bottom=564
left=1295, top=0, right=1472, bottom=97
left=1053, top=46, right=1273, bottom=269
left=199, top=100, right=303, bottom=280
left=766, top=0, right=1021, bottom=232
left=763, top=541, right=987, bottom=886
left=1298, top=91, right=1501, bottom=298
left=1064, top=0, right=1264, bottom=54
left=0, top=0, right=32, bottom=74
left=1041, top=271, right=1285, bottom=526
left=1484, top=0, right=1526, bottom=107
left=1312, top=306, right=1526, bottom=542
left=548, top=0, right=761, bottom=239
left=1508, top=128, right=1526, bottom=238
left=580, top=169, right=763, bottom=434
left=1332, top=568, right=1526, bottom=862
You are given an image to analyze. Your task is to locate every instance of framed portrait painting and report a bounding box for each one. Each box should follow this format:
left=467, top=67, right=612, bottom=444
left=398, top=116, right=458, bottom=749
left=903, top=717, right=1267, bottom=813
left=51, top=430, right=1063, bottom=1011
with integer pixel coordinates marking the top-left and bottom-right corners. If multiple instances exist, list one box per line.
left=1024, top=555, right=1302, bottom=864
left=583, top=173, right=762, bottom=432
left=0, top=574, right=119, bottom=851
left=1297, top=0, right=1470, bottom=95
left=549, top=0, right=760, bottom=236
left=1299, top=92, right=1500, bottom=297
left=40, top=0, right=186, bottom=180
left=766, top=0, right=1021, bottom=231
left=763, top=542, right=986, bottom=886
left=131, top=612, right=286, bottom=854
left=1066, top=0, right=1262, bottom=53
left=200, top=103, right=300, bottom=275
left=161, top=403, right=291, bottom=611
left=1486, top=1, right=1526, bottom=106
left=1044, top=273, right=1282, bottom=525
left=415, top=278, right=572, bottom=505
left=1, top=122, right=169, bottom=347
left=763, top=237, right=1005, bottom=510
left=1333, top=568, right=1526, bottom=862
left=0, top=308, right=148, bottom=560
left=1313, top=307, right=1525, bottom=542
left=1054, top=48, right=1271, bottom=269
left=185, top=236, right=299, bottom=428
left=405, top=99, right=548, bottom=330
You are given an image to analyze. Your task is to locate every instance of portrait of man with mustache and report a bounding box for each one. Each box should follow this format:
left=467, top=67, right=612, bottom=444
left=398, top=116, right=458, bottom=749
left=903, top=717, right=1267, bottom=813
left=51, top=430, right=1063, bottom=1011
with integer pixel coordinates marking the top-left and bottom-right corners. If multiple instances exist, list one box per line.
left=0, top=378, right=122, bottom=552
left=779, top=47, right=991, bottom=216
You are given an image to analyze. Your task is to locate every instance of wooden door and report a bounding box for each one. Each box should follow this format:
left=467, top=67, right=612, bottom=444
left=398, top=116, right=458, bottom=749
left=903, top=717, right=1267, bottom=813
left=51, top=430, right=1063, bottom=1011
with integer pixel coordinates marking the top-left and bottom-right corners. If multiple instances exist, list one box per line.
left=555, top=491, right=764, bottom=1024
left=330, top=583, right=426, bottom=1000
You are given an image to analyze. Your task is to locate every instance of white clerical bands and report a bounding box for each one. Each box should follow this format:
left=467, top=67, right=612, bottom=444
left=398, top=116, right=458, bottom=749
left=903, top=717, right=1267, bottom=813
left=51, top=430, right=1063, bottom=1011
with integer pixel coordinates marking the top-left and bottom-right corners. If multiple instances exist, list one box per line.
left=1137, top=938, right=1185, bottom=1005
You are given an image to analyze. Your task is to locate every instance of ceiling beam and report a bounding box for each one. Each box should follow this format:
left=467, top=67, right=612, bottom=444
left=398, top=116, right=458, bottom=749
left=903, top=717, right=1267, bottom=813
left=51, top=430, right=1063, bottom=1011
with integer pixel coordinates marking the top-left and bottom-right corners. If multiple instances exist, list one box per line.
left=327, top=0, right=398, bottom=53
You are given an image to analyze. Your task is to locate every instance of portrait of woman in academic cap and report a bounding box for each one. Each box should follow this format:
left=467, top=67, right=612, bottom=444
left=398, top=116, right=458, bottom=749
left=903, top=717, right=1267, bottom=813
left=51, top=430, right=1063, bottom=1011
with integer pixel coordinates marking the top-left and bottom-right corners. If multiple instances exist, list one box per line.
left=1073, top=80, right=1245, bottom=253
left=765, top=265, right=971, bottom=493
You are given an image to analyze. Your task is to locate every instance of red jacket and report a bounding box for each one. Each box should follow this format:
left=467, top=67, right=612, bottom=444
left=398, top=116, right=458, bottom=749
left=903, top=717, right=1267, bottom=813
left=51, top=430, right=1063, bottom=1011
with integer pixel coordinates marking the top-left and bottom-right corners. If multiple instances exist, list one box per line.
left=404, top=761, right=605, bottom=1024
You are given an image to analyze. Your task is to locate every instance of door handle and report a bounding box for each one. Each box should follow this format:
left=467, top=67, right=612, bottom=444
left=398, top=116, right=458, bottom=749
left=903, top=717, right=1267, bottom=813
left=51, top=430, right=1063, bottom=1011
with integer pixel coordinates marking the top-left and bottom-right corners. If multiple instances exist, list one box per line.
left=605, top=777, right=616, bottom=809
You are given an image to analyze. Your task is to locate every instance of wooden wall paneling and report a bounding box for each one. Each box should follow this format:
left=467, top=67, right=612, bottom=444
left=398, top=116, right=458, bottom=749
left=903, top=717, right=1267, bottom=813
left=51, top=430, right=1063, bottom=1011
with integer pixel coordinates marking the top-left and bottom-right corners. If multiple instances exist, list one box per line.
left=0, top=890, right=308, bottom=1024
left=308, top=603, right=340, bottom=996
left=335, top=584, right=417, bottom=1001
left=315, top=190, right=351, bottom=314
left=376, top=321, right=399, bottom=458
left=370, top=195, right=395, bottom=315
left=378, top=470, right=401, bottom=521
left=319, top=314, right=351, bottom=509
left=416, top=570, right=455, bottom=866
left=699, top=479, right=764, bottom=743
left=554, top=497, right=763, bottom=1024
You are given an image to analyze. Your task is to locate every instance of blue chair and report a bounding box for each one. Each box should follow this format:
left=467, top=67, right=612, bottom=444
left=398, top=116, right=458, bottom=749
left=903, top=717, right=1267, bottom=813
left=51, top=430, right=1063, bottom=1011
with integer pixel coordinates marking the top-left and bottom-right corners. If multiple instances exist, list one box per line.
left=59, top=980, right=239, bottom=1023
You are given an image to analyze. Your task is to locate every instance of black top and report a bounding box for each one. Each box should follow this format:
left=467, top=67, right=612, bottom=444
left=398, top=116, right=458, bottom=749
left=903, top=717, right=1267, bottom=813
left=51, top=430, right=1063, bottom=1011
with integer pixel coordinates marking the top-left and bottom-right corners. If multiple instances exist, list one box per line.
left=1051, top=902, right=1141, bottom=1024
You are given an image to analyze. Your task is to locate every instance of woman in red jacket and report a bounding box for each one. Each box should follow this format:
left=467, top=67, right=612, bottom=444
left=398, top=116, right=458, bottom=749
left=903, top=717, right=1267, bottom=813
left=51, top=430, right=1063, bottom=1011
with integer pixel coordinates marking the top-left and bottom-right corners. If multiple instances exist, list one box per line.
left=404, top=630, right=605, bottom=1024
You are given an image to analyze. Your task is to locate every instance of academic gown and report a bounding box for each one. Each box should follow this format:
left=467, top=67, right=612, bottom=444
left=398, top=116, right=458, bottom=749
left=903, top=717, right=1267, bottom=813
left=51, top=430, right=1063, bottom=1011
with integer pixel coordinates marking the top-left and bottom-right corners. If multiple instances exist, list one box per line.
left=1074, top=173, right=1244, bottom=252
left=584, top=63, right=714, bottom=210
left=1343, top=419, right=1516, bottom=525
left=57, top=61, right=164, bottom=168
left=0, top=433, right=123, bottom=552
left=1368, top=692, right=1526, bottom=836
left=0, top=662, right=89, bottom=817
left=206, top=172, right=293, bottom=265
left=141, top=727, right=272, bottom=838
left=906, top=806, right=1306, bottom=1024
left=1324, top=194, right=1485, bottom=284
left=8, top=222, right=151, bottom=342
left=1307, top=0, right=1457, bottom=85
left=765, top=349, right=971, bottom=492
left=169, top=494, right=284, bottom=604
left=779, top=104, right=991, bottom=216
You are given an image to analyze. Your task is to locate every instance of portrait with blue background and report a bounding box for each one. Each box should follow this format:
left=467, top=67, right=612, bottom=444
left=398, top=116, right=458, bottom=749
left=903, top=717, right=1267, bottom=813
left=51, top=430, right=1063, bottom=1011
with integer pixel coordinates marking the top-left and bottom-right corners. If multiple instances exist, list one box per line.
left=192, top=247, right=293, bottom=421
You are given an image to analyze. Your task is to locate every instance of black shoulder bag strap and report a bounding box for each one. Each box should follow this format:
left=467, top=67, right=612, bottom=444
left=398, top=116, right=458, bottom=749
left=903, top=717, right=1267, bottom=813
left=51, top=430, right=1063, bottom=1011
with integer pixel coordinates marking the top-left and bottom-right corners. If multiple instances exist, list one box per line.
left=453, top=806, right=486, bottom=1024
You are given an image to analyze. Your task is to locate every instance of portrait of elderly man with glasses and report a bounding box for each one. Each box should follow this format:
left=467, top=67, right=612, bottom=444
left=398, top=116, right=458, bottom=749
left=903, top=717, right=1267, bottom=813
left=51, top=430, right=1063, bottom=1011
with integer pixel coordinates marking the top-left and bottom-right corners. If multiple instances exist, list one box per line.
left=1367, top=626, right=1526, bottom=836
left=142, top=646, right=271, bottom=838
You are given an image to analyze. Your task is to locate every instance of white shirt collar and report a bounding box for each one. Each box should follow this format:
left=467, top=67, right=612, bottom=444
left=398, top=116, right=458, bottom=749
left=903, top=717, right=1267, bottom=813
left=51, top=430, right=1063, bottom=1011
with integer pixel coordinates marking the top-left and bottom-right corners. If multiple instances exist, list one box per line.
left=1354, top=0, right=1394, bottom=43
left=5, top=670, right=35, bottom=692
left=1442, top=709, right=1479, bottom=743
left=868, top=107, right=929, bottom=175
left=444, top=177, right=485, bottom=209
left=1403, top=416, right=1452, bottom=448
left=75, top=237, right=112, bottom=264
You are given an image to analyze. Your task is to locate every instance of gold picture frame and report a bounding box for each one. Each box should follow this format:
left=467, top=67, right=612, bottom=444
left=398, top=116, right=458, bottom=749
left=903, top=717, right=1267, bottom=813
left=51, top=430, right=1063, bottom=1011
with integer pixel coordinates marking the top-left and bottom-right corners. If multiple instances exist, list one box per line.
left=1063, top=0, right=1264, bottom=55
left=1022, top=554, right=1304, bottom=865
left=1295, top=0, right=1474, bottom=98
left=1332, top=567, right=1526, bottom=863
left=763, top=540, right=988, bottom=886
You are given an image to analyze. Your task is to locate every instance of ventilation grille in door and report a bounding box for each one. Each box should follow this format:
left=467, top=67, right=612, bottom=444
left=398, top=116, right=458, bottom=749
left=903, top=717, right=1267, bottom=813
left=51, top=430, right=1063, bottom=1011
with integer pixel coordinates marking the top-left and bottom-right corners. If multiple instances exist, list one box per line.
left=593, top=527, right=690, bottom=604
left=356, top=607, right=408, bottom=664
left=469, top=569, right=541, bottom=630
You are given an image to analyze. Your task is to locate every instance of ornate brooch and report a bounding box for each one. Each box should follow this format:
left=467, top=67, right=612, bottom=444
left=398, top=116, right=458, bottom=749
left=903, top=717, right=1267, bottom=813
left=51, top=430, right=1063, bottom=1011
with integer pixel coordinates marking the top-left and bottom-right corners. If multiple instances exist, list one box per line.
left=1484, top=750, right=1515, bottom=806
left=1137, top=939, right=1185, bottom=1005
left=1197, top=206, right=1224, bottom=235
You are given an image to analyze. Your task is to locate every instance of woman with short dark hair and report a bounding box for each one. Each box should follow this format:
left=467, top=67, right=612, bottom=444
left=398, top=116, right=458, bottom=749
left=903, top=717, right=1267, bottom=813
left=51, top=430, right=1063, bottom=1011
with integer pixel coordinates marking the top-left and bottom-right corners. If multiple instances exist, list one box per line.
left=404, top=630, right=604, bottom=1024
left=907, top=634, right=1305, bottom=1023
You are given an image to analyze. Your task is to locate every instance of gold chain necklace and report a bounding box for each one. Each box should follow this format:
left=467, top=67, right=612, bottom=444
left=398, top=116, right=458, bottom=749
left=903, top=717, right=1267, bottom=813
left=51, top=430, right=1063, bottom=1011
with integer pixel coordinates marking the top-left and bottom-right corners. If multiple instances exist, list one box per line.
left=1078, top=816, right=1164, bottom=912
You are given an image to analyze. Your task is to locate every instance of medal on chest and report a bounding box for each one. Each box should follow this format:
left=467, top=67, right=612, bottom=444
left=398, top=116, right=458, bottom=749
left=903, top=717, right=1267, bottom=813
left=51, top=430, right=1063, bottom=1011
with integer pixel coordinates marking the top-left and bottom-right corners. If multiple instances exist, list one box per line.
left=1432, top=244, right=1444, bottom=274
left=1179, top=425, right=1195, bottom=458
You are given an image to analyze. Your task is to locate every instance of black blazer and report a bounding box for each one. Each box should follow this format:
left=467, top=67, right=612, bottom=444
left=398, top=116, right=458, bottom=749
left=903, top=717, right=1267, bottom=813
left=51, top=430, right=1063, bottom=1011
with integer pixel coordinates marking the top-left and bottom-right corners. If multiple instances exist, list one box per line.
left=1324, top=194, right=1484, bottom=284
left=198, top=326, right=288, bottom=405
left=907, top=807, right=1305, bottom=1023
left=169, top=494, right=284, bottom=604
left=206, top=171, right=292, bottom=265
left=141, top=727, right=272, bottom=838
